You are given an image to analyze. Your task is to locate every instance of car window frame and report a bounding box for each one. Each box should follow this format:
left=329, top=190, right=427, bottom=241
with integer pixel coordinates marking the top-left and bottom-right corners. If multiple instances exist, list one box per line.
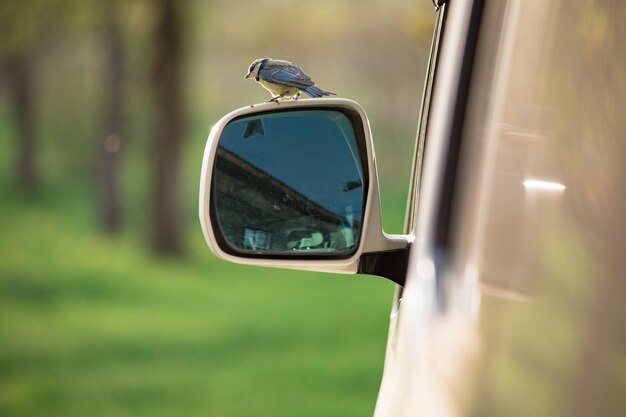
left=374, top=1, right=487, bottom=415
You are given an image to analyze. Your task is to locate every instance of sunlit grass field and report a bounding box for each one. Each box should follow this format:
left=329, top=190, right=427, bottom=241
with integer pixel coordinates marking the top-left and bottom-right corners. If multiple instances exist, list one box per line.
left=0, top=180, right=406, bottom=417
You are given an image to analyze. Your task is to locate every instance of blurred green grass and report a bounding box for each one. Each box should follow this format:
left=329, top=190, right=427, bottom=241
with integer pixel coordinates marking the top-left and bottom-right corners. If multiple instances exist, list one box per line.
left=0, top=179, right=403, bottom=417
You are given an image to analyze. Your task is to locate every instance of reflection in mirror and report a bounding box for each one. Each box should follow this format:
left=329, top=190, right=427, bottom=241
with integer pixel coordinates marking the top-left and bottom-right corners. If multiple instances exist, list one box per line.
left=211, top=110, right=366, bottom=256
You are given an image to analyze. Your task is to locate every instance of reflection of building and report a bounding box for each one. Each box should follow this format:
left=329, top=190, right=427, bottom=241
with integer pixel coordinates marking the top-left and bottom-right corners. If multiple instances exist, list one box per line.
left=212, top=147, right=361, bottom=253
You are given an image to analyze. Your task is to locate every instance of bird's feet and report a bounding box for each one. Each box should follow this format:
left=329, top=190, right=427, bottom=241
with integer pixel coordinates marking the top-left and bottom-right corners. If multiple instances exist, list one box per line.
left=291, top=92, right=301, bottom=101
left=266, top=96, right=281, bottom=105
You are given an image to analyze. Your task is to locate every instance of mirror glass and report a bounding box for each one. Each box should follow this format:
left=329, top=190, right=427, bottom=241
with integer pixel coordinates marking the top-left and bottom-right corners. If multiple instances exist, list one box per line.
left=211, top=109, right=366, bottom=256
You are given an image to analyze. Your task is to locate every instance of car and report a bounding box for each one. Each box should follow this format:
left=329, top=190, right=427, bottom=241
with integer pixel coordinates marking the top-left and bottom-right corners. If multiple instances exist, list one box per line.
left=199, top=1, right=626, bottom=416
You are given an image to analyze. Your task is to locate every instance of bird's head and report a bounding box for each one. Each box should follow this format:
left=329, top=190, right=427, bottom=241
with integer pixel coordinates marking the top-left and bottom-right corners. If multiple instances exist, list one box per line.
left=244, top=58, right=270, bottom=80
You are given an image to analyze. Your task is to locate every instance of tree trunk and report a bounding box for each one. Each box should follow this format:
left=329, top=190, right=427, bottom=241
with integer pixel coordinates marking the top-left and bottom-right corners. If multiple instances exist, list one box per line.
left=98, top=1, right=125, bottom=233
left=151, top=0, right=184, bottom=254
left=6, top=53, right=38, bottom=190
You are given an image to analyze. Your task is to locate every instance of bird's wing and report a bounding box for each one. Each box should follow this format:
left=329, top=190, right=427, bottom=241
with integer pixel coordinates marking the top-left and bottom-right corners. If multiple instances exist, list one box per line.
left=259, top=61, right=315, bottom=89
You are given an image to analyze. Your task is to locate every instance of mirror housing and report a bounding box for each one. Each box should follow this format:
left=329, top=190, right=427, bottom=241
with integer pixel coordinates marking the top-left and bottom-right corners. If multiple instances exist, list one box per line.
left=199, top=99, right=410, bottom=283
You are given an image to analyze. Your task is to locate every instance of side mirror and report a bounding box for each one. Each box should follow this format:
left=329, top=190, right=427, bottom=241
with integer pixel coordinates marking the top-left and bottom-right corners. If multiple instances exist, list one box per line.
left=200, top=99, right=409, bottom=284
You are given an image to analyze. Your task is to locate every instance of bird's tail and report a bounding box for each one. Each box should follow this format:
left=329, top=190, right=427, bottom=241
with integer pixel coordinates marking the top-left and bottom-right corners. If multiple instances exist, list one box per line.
left=303, top=86, right=336, bottom=98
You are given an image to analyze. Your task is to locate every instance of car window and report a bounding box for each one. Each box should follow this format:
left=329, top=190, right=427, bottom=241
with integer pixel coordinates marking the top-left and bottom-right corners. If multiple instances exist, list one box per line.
left=446, top=0, right=626, bottom=415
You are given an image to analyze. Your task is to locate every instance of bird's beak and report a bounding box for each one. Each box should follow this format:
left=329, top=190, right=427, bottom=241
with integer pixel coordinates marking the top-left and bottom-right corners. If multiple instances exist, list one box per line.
left=244, top=73, right=251, bottom=79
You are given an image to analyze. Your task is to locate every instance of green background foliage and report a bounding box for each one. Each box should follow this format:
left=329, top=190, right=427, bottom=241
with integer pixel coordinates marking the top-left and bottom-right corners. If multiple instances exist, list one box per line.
left=0, top=1, right=435, bottom=415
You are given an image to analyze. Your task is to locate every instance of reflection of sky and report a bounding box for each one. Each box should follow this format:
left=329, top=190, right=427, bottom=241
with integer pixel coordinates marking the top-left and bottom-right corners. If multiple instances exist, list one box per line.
left=219, top=110, right=364, bottom=219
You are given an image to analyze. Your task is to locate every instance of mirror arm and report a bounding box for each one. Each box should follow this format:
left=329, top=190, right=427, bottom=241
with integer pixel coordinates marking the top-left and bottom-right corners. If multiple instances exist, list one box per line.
left=358, top=244, right=410, bottom=286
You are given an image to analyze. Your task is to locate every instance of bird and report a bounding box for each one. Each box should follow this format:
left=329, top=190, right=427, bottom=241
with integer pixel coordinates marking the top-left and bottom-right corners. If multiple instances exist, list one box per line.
left=244, top=58, right=335, bottom=103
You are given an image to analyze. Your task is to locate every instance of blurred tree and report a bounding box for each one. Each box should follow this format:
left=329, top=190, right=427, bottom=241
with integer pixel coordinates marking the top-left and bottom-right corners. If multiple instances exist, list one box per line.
left=3, top=53, right=37, bottom=189
left=0, top=1, right=46, bottom=190
left=0, top=0, right=94, bottom=190
left=151, top=0, right=185, bottom=253
left=97, top=0, right=126, bottom=233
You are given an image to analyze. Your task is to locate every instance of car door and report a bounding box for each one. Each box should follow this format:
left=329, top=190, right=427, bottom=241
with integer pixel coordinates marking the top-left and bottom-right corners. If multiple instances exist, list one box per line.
left=374, top=1, right=626, bottom=416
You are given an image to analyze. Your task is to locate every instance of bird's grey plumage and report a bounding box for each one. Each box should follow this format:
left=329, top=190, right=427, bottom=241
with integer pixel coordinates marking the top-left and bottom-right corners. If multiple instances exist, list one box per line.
left=245, top=58, right=335, bottom=102
left=259, top=61, right=314, bottom=89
